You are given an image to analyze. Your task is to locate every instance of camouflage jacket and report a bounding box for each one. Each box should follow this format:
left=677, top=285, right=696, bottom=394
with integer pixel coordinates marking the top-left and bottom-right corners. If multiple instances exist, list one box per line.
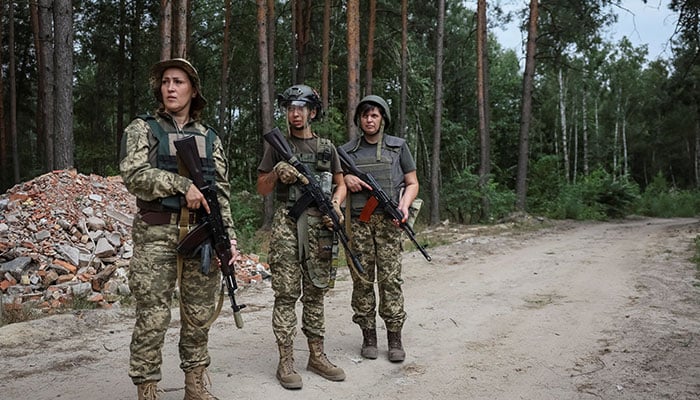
left=119, top=112, right=236, bottom=239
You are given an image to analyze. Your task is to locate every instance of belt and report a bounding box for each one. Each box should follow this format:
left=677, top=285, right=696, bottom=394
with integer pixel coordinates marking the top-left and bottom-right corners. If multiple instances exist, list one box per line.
left=139, top=210, right=199, bottom=226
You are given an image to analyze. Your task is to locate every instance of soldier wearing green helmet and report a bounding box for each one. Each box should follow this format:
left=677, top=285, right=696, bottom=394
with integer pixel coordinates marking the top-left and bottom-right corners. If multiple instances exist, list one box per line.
left=340, top=94, right=420, bottom=363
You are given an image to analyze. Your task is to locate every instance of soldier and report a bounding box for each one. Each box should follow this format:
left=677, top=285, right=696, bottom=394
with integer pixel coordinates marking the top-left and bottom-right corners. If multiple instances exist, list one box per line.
left=339, top=95, right=419, bottom=363
left=120, top=58, right=238, bottom=400
left=257, top=84, right=347, bottom=389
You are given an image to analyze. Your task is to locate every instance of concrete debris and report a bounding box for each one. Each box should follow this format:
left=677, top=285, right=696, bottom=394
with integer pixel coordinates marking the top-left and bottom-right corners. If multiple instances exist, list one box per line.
left=0, top=169, right=269, bottom=316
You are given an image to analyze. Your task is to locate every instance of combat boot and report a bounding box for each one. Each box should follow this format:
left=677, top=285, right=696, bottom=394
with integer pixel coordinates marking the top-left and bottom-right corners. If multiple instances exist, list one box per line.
left=387, top=330, right=405, bottom=362
left=277, top=342, right=303, bottom=389
left=183, top=366, right=219, bottom=400
left=360, top=328, right=378, bottom=359
left=136, top=381, right=161, bottom=400
left=307, top=338, right=346, bottom=381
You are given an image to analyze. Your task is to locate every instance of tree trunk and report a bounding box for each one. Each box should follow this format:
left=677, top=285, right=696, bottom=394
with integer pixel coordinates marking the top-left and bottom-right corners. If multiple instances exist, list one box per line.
left=364, top=0, right=376, bottom=96
left=160, top=0, right=172, bottom=59
left=622, top=106, right=628, bottom=176
left=321, top=0, right=331, bottom=111
left=53, top=0, right=74, bottom=169
left=476, top=0, right=491, bottom=220
left=582, top=80, right=589, bottom=176
left=695, top=121, right=700, bottom=188
left=116, top=0, right=126, bottom=162
left=346, top=0, right=360, bottom=140
left=0, top=0, right=5, bottom=184
left=398, top=0, right=408, bottom=138
left=267, top=0, right=275, bottom=100
left=293, top=0, right=312, bottom=83
left=429, top=0, right=445, bottom=225
left=515, top=0, right=539, bottom=211
left=218, top=0, right=233, bottom=134
left=9, top=0, right=19, bottom=182
left=173, top=0, right=188, bottom=58
left=130, top=0, right=145, bottom=117
left=39, top=0, right=55, bottom=170
left=30, top=1, right=46, bottom=171
left=258, top=0, right=275, bottom=229
left=558, top=68, right=569, bottom=182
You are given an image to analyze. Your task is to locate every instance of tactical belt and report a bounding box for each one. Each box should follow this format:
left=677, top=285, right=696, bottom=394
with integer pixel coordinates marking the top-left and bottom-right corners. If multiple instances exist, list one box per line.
left=139, top=210, right=198, bottom=225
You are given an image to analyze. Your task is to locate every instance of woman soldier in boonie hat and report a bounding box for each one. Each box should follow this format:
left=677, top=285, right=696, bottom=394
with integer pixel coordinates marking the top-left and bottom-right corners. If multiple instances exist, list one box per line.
left=149, top=58, right=208, bottom=120
left=120, top=58, right=239, bottom=400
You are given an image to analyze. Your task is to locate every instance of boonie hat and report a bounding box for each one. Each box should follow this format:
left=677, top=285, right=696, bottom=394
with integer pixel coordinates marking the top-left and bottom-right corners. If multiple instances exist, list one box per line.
left=150, top=58, right=207, bottom=114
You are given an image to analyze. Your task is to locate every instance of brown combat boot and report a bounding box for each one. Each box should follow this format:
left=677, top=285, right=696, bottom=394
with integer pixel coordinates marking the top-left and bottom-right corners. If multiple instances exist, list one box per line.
left=183, top=366, right=219, bottom=400
left=136, top=381, right=161, bottom=400
left=360, top=328, right=378, bottom=359
left=277, top=342, right=303, bottom=389
left=307, top=338, right=346, bottom=381
left=387, top=330, right=405, bottom=362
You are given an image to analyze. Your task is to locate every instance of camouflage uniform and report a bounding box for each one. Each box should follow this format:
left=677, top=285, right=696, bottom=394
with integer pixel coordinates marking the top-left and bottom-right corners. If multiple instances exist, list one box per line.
left=349, top=214, right=405, bottom=331
left=339, top=134, right=416, bottom=333
left=120, top=113, right=236, bottom=384
left=258, top=135, right=342, bottom=345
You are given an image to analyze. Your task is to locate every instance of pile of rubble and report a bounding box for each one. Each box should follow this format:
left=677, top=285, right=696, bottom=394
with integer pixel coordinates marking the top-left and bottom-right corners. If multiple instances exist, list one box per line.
left=0, top=170, right=269, bottom=316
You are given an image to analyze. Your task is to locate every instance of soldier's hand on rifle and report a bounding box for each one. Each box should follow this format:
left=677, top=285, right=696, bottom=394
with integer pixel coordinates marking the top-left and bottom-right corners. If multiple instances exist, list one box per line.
left=274, top=161, right=309, bottom=185
left=185, top=184, right=211, bottom=214
left=229, top=238, right=241, bottom=265
left=322, top=199, right=344, bottom=230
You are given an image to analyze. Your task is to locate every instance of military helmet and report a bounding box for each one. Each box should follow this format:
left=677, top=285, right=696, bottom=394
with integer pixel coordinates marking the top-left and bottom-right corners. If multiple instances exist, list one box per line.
left=150, top=58, right=207, bottom=116
left=277, top=84, right=323, bottom=121
left=354, top=95, right=391, bottom=128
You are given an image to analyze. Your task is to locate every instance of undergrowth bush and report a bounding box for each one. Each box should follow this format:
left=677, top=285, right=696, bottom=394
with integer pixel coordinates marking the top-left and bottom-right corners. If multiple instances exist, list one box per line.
left=442, top=168, right=515, bottom=223
left=637, top=172, right=700, bottom=217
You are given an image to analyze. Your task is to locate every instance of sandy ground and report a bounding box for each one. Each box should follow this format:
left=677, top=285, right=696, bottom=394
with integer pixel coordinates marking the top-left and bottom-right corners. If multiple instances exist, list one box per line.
left=1, top=217, right=699, bottom=400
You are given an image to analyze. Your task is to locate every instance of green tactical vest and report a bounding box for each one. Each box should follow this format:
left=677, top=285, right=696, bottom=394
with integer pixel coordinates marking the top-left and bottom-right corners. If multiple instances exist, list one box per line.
left=276, top=137, right=334, bottom=207
left=138, top=114, right=218, bottom=212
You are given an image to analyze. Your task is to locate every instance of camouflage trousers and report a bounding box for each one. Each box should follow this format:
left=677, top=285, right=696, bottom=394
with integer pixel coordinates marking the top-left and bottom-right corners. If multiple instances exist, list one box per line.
left=270, top=207, right=334, bottom=345
left=349, top=214, right=406, bottom=332
left=128, top=215, right=220, bottom=384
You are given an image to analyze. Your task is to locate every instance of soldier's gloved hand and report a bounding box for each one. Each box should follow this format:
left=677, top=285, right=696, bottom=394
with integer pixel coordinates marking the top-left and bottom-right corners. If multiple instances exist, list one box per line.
left=322, top=199, right=344, bottom=230
left=274, top=161, right=309, bottom=185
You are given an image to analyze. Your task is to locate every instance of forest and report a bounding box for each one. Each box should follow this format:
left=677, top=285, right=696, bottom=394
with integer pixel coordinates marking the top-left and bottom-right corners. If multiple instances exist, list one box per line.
left=1, top=1, right=699, bottom=251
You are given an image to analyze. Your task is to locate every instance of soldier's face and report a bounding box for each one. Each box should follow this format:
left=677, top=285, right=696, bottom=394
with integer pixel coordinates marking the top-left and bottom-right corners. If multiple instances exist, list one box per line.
left=360, top=107, right=383, bottom=136
left=286, top=104, right=314, bottom=130
left=160, top=68, right=195, bottom=115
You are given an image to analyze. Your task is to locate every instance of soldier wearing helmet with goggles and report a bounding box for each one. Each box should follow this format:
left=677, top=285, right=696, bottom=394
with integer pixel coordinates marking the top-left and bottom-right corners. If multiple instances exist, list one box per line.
left=256, top=84, right=347, bottom=389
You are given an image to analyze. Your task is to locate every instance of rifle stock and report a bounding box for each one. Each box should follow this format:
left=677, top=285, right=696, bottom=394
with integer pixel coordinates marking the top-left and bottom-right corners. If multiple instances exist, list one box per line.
left=263, top=128, right=365, bottom=275
left=337, top=146, right=432, bottom=262
left=174, top=135, right=245, bottom=328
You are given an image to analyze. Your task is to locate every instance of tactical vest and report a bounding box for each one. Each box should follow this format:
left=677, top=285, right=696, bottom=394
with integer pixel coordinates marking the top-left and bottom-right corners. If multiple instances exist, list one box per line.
left=342, top=135, right=406, bottom=216
left=276, top=137, right=334, bottom=207
left=137, top=114, right=218, bottom=212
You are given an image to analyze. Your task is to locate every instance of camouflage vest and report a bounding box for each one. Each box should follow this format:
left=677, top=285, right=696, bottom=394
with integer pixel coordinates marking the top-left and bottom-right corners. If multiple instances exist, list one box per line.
left=341, top=135, right=406, bottom=216
left=138, top=114, right=218, bottom=212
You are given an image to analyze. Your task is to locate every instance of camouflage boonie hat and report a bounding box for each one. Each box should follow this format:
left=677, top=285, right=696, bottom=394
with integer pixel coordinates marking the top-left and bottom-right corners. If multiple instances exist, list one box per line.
left=150, top=58, right=207, bottom=114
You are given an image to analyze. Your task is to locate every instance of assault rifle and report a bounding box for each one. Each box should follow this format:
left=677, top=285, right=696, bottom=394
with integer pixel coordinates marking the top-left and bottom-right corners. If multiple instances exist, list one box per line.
left=337, top=146, right=432, bottom=262
left=174, top=135, right=245, bottom=328
left=263, top=128, right=365, bottom=275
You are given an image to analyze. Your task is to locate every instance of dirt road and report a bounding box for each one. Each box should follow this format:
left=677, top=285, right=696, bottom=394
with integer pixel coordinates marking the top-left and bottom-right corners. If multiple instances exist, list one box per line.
left=2, top=217, right=699, bottom=400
